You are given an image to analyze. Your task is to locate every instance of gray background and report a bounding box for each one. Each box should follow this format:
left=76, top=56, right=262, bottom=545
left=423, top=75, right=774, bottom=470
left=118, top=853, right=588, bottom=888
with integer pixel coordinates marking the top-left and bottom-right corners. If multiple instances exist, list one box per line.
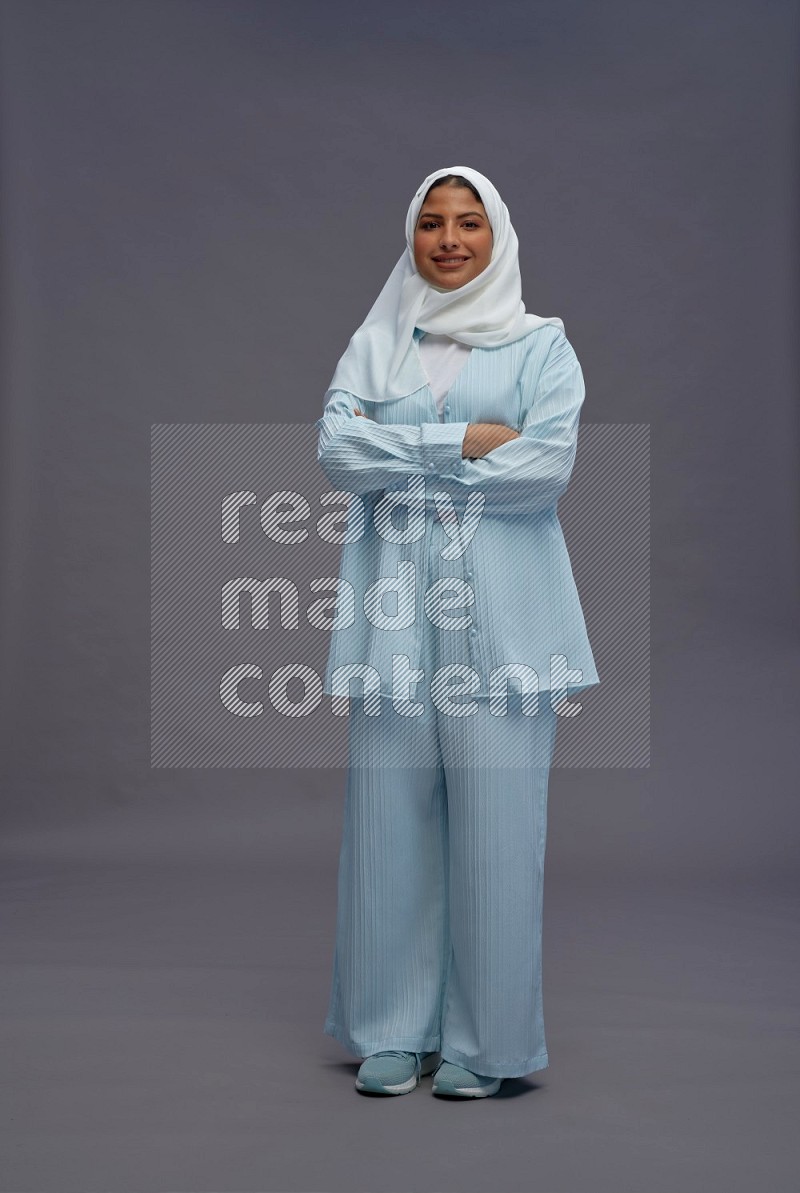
left=1, top=1, right=797, bottom=1190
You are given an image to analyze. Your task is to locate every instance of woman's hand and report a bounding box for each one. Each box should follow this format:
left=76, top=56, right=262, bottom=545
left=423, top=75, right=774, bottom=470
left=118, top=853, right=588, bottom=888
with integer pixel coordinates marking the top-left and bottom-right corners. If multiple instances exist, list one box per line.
left=354, top=408, right=370, bottom=418
left=462, top=422, right=521, bottom=459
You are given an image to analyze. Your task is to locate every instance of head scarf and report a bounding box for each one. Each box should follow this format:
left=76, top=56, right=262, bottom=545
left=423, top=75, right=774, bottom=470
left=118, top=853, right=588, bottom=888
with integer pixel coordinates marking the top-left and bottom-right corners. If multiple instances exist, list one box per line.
left=323, top=164, right=564, bottom=405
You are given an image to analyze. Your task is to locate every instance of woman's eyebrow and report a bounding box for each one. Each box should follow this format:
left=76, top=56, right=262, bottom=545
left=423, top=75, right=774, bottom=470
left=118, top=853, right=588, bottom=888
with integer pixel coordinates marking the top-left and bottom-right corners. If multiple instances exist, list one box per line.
left=418, top=210, right=485, bottom=220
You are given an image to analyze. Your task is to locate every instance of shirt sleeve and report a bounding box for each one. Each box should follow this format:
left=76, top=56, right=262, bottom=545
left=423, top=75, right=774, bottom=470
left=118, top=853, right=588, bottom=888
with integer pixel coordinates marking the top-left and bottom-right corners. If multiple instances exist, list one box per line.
left=432, top=330, right=586, bottom=516
left=315, top=388, right=470, bottom=496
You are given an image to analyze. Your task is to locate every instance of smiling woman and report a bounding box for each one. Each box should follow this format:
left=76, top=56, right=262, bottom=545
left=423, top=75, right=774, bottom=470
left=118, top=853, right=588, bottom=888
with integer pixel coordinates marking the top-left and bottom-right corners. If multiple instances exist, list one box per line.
left=315, top=165, right=600, bottom=1101
left=413, top=174, right=494, bottom=289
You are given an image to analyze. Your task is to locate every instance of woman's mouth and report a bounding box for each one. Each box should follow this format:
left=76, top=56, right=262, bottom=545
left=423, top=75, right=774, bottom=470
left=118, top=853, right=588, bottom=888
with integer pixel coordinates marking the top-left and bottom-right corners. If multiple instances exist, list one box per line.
left=432, top=256, right=469, bottom=269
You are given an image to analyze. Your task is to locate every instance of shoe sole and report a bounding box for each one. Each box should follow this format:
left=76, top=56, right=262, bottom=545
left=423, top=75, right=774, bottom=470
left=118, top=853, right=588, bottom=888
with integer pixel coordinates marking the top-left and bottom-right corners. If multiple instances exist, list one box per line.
left=432, top=1078, right=503, bottom=1098
left=355, top=1052, right=441, bottom=1095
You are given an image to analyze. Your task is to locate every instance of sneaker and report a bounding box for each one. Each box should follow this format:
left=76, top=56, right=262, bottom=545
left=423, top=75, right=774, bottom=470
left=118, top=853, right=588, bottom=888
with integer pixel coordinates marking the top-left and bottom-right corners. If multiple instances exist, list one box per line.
left=431, top=1060, right=503, bottom=1098
left=355, top=1050, right=440, bottom=1095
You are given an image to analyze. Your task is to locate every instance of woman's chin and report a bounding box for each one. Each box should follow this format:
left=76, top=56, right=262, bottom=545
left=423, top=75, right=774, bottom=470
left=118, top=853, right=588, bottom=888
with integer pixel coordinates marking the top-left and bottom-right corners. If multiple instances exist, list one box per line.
left=426, top=275, right=472, bottom=292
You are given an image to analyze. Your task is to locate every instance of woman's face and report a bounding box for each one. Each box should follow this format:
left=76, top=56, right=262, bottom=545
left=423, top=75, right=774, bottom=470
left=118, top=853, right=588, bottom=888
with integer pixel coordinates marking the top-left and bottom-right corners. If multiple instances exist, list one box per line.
left=413, top=184, right=493, bottom=290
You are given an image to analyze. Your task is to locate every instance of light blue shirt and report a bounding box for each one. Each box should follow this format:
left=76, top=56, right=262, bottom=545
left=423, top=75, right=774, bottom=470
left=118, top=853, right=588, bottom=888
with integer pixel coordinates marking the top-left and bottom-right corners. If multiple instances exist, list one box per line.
left=314, top=323, right=600, bottom=704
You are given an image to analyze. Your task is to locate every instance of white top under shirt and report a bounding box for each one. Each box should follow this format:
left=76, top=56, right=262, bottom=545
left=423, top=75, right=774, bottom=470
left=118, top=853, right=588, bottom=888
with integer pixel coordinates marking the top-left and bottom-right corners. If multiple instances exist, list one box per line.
left=417, top=332, right=472, bottom=421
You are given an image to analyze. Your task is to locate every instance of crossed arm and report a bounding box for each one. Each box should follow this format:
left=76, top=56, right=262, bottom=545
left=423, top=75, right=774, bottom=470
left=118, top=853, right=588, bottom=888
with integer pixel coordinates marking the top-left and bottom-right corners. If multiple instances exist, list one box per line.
left=315, top=330, right=585, bottom=515
left=353, top=409, right=519, bottom=459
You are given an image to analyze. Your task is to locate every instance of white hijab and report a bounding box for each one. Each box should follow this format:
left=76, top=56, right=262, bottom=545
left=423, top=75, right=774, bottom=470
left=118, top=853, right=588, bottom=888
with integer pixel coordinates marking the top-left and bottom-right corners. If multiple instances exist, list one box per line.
left=323, top=164, right=564, bottom=405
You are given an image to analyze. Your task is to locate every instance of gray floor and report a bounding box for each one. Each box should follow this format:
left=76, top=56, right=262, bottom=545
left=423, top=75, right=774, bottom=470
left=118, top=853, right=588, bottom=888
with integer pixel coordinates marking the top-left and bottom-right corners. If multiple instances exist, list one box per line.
left=2, top=738, right=798, bottom=1191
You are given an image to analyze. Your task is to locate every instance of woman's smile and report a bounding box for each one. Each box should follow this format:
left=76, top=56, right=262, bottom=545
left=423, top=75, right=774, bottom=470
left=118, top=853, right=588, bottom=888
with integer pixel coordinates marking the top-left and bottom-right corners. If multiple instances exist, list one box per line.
left=432, top=254, right=471, bottom=270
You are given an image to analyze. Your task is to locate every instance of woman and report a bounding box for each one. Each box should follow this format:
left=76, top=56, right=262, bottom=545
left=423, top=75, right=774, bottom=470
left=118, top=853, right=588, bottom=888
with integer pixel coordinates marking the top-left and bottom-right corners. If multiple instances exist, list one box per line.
left=315, top=165, right=599, bottom=1098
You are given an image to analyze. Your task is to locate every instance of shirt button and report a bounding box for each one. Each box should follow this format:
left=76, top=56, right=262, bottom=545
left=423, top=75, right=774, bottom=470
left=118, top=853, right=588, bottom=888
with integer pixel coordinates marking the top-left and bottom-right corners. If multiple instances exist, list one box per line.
left=444, top=404, right=450, bottom=414
left=426, top=461, right=435, bottom=471
left=469, top=627, right=478, bottom=638
left=465, top=570, right=473, bottom=581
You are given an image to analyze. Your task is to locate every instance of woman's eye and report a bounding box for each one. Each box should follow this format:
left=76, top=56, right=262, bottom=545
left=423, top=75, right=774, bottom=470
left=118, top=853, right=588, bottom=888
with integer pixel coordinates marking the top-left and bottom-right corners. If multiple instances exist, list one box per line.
left=420, top=219, right=480, bottom=231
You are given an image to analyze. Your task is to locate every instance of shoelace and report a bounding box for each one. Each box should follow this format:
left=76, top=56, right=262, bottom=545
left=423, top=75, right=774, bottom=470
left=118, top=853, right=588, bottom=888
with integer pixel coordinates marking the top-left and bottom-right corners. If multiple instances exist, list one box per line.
left=373, top=1049, right=417, bottom=1061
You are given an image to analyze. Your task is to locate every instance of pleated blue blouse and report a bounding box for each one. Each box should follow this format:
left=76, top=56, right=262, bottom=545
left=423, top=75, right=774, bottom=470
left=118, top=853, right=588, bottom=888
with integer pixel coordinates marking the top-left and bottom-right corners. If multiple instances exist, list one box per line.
left=314, top=323, right=600, bottom=703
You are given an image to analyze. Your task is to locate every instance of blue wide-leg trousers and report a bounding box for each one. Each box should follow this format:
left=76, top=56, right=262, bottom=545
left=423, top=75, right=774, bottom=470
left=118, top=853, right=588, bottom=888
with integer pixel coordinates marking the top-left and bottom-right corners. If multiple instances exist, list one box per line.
left=323, top=688, right=560, bottom=1079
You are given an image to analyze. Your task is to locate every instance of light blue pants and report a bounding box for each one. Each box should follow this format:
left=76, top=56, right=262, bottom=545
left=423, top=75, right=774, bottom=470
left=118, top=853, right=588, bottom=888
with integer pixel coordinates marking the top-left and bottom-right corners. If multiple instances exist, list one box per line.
left=323, top=688, right=560, bottom=1079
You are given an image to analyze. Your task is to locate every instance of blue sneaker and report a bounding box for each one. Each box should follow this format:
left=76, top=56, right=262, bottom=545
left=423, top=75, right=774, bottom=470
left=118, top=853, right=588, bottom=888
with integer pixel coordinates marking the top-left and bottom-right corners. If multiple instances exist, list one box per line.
left=432, top=1060, right=503, bottom=1098
left=355, top=1050, right=440, bottom=1095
